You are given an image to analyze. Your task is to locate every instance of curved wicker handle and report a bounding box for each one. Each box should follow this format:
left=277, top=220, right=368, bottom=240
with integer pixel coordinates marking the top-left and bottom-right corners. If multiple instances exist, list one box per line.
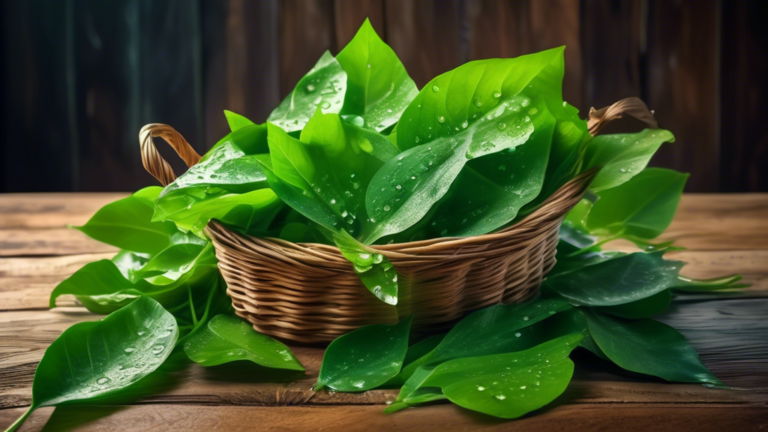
left=587, top=97, right=658, bottom=136
left=139, top=124, right=202, bottom=186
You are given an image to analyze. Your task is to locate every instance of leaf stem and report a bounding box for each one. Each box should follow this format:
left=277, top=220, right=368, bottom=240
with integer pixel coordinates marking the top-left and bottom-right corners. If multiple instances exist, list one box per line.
left=4, top=405, right=34, bottom=432
left=188, top=286, right=198, bottom=326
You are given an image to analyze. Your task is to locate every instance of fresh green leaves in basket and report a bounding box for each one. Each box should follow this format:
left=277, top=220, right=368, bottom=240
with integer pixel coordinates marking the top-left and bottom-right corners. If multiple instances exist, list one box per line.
left=184, top=314, right=304, bottom=371
left=6, top=297, right=178, bottom=432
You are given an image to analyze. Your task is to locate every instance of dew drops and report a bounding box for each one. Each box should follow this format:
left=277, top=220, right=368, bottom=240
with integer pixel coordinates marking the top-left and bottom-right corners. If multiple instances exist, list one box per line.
left=528, top=107, right=538, bottom=115
left=396, top=185, right=402, bottom=190
left=477, top=386, right=486, bottom=391
left=461, top=121, right=469, bottom=129
left=411, top=176, right=416, bottom=180
left=620, top=168, right=627, bottom=173
left=228, top=352, right=234, bottom=356
left=306, top=84, right=315, bottom=92
left=438, top=116, right=446, bottom=123
left=492, top=91, right=502, bottom=98
left=97, top=377, right=111, bottom=385
left=432, top=85, right=440, bottom=93
left=495, top=394, right=506, bottom=400
left=520, top=385, right=527, bottom=390
left=367, top=63, right=371, bottom=68
left=330, top=199, right=337, bottom=204
left=474, top=99, right=483, bottom=108
left=137, top=331, right=145, bottom=336
left=497, top=123, right=507, bottom=131
left=521, top=99, right=530, bottom=107
left=152, top=345, right=165, bottom=355
left=563, top=101, right=568, bottom=107
left=383, top=205, right=391, bottom=212
left=515, top=332, right=522, bottom=337
left=321, top=101, right=331, bottom=109
left=159, top=330, right=172, bottom=338
left=523, top=316, right=529, bottom=321
left=124, top=347, right=135, bottom=353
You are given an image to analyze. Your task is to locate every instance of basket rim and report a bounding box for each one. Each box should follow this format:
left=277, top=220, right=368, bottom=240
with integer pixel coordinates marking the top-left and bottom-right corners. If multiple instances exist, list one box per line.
left=206, top=167, right=598, bottom=260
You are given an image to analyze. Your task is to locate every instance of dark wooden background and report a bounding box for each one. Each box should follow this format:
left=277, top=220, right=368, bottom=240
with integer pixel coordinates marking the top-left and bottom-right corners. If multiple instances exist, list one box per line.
left=1, top=0, right=766, bottom=193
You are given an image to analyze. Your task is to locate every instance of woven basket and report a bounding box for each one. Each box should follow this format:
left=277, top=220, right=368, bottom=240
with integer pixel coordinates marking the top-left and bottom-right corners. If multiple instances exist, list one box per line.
left=140, top=123, right=596, bottom=344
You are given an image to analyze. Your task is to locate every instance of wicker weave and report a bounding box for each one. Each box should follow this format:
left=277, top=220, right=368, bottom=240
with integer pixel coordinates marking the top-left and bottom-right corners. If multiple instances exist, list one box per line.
left=139, top=122, right=596, bottom=344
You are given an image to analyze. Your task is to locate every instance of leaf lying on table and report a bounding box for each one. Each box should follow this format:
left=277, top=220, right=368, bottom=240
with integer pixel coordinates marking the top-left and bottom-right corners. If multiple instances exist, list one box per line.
left=316, top=316, right=412, bottom=392
left=6, top=297, right=178, bottom=432
left=582, top=309, right=723, bottom=386
left=73, top=187, right=177, bottom=255
left=416, top=334, right=582, bottom=419
left=184, top=315, right=304, bottom=371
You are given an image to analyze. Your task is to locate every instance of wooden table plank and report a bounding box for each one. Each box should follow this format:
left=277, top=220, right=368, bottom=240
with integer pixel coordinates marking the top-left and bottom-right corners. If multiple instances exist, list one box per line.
left=2, top=403, right=767, bottom=432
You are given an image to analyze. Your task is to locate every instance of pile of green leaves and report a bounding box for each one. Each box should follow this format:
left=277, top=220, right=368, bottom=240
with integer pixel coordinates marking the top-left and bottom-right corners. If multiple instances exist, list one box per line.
left=6, top=20, right=745, bottom=431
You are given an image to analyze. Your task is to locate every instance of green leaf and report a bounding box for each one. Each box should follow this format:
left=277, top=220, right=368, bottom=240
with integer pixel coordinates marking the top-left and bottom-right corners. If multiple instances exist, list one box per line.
left=110, top=250, right=151, bottom=283
left=331, top=229, right=399, bottom=305
left=583, top=310, right=722, bottom=386
left=136, top=243, right=206, bottom=284
left=586, top=168, right=688, bottom=240
left=153, top=188, right=282, bottom=238
left=599, top=290, right=672, bottom=319
left=416, top=99, right=556, bottom=238
left=183, top=315, right=304, bottom=371
left=673, top=274, right=747, bottom=292
left=268, top=51, right=346, bottom=133
left=418, top=334, right=581, bottom=419
left=544, top=252, right=684, bottom=306
left=266, top=113, right=395, bottom=240
left=6, top=297, right=179, bottom=431
left=393, top=299, right=572, bottom=408
left=210, top=122, right=269, bottom=156
left=337, top=19, right=418, bottom=132
left=316, top=316, right=412, bottom=392
left=404, top=334, right=446, bottom=368
left=74, top=187, right=178, bottom=255
left=224, top=110, right=256, bottom=132
left=584, top=129, right=675, bottom=192
left=50, top=244, right=219, bottom=315
left=162, top=146, right=268, bottom=197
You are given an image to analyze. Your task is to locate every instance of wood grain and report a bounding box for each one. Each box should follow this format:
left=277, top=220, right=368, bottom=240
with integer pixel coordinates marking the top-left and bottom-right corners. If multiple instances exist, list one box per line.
left=2, top=403, right=768, bottom=432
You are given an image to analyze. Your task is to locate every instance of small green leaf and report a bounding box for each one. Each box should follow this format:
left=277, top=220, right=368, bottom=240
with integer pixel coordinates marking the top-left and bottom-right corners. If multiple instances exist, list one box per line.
left=74, top=187, right=178, bottom=255
left=316, top=316, right=412, bottom=392
left=673, top=274, right=748, bottom=292
left=422, top=334, right=581, bottom=419
left=583, top=310, right=722, bottom=386
left=224, top=110, right=256, bottom=132
left=584, top=129, right=675, bottom=192
left=337, top=18, right=418, bottom=132
left=331, top=229, right=399, bottom=305
left=6, top=297, right=179, bottom=431
left=544, top=252, right=684, bottom=306
left=268, top=51, right=347, bottom=133
left=586, top=168, right=688, bottom=240
left=183, top=315, right=304, bottom=371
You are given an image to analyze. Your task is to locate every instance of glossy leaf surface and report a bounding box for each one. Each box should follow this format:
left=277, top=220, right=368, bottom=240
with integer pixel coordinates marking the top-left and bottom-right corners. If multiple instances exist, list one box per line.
left=332, top=229, right=398, bottom=304
left=583, top=129, right=675, bottom=192
left=316, top=316, right=412, bottom=392
left=584, top=310, right=722, bottom=386
left=184, top=315, right=304, bottom=371
left=32, top=297, right=178, bottom=409
left=544, top=252, right=684, bottom=306
left=268, top=51, right=346, bottom=133
left=586, top=168, right=688, bottom=239
left=337, top=19, right=418, bottom=132
left=74, top=187, right=177, bottom=255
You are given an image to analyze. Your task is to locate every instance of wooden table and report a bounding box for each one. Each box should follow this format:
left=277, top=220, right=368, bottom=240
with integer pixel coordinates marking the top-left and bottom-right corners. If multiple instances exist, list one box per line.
left=1, top=193, right=767, bottom=431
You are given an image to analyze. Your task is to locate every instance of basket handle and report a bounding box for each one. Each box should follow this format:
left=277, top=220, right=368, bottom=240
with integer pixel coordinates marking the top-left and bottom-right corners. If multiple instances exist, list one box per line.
left=139, top=124, right=202, bottom=186
left=587, top=97, right=658, bottom=136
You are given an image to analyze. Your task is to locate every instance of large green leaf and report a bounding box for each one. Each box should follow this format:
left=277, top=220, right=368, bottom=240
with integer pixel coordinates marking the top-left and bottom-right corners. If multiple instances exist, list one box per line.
left=583, top=310, right=722, bottom=386
left=415, top=334, right=581, bottom=419
left=265, top=112, right=396, bottom=240
left=544, top=251, right=684, bottom=306
left=415, top=99, right=556, bottom=238
left=153, top=188, right=282, bottom=238
left=586, top=168, right=688, bottom=240
left=183, top=315, right=304, bottom=371
left=583, top=129, right=675, bottom=192
left=74, top=187, right=177, bottom=255
left=6, top=297, right=178, bottom=432
left=600, top=290, right=672, bottom=319
left=392, top=299, right=572, bottom=408
left=336, top=19, right=418, bottom=132
left=316, top=316, right=412, bottom=392
left=50, top=244, right=218, bottom=314
left=268, top=51, right=346, bottom=133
